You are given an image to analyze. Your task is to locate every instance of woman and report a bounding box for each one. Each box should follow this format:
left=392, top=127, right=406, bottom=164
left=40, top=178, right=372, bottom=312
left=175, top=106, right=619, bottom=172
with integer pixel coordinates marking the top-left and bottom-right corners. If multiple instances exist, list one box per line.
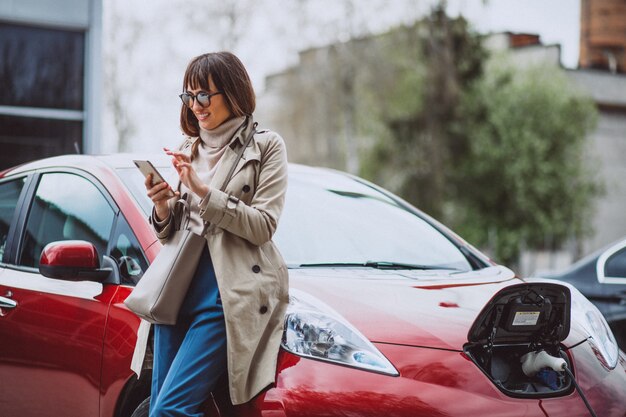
left=145, top=51, right=289, bottom=416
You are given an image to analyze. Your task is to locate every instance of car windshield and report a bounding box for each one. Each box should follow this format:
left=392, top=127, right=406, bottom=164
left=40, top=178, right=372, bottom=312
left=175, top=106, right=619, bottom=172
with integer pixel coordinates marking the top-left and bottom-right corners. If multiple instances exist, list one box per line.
left=117, top=166, right=472, bottom=272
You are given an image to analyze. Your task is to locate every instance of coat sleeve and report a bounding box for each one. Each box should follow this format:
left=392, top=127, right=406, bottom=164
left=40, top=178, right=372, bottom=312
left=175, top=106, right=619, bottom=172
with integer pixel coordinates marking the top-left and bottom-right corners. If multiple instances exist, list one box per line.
left=149, top=206, right=174, bottom=244
left=198, top=133, right=288, bottom=246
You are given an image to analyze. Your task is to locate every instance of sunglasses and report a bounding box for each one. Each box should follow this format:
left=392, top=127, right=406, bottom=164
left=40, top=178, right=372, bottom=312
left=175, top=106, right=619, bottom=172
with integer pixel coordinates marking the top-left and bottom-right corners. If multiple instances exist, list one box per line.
left=179, top=91, right=222, bottom=108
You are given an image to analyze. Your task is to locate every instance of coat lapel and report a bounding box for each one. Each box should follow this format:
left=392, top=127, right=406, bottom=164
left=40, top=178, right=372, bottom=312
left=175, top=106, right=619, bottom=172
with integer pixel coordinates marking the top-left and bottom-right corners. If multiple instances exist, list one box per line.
left=210, top=118, right=262, bottom=191
left=209, top=140, right=262, bottom=191
left=210, top=145, right=240, bottom=190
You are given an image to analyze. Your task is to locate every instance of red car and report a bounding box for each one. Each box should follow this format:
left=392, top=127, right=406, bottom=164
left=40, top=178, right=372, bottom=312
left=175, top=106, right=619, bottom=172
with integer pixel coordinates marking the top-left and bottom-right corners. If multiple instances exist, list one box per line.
left=0, top=154, right=624, bottom=417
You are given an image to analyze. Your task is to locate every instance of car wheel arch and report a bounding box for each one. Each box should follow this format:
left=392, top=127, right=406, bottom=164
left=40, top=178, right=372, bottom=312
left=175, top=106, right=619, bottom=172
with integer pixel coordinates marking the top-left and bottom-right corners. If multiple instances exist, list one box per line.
left=113, top=371, right=152, bottom=417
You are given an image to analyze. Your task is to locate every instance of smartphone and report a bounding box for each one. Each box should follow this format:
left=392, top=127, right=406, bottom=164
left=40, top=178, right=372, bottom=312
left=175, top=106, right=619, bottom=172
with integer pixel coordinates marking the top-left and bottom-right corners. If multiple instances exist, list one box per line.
left=133, top=160, right=175, bottom=198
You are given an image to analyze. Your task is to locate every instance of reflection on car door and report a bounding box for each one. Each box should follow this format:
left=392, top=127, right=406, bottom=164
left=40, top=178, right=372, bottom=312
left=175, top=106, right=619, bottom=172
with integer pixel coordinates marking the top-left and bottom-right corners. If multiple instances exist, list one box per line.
left=0, top=172, right=117, bottom=417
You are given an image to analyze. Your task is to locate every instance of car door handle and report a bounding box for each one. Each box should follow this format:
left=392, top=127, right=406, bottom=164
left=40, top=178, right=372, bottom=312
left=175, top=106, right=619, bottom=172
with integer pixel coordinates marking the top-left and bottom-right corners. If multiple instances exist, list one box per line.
left=0, top=295, right=17, bottom=309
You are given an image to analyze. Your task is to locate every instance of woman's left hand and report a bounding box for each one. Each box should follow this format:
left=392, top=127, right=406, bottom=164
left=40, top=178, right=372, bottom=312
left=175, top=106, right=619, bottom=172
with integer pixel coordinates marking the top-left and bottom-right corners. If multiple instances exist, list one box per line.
left=164, top=147, right=210, bottom=199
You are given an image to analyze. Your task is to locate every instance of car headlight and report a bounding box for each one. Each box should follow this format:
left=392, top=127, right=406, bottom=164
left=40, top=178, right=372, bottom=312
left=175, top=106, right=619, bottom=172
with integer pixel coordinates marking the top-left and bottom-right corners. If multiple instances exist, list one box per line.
left=571, top=288, right=619, bottom=369
left=282, top=289, right=399, bottom=376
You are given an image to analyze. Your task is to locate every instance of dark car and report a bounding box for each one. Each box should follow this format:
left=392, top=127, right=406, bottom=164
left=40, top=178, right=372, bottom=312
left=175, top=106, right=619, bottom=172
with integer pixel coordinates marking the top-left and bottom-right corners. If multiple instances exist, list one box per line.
left=538, top=238, right=626, bottom=349
left=0, top=154, right=624, bottom=417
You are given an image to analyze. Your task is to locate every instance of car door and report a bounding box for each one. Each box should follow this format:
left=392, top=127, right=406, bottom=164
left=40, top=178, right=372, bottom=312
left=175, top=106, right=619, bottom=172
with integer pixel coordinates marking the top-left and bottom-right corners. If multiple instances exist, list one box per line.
left=0, top=171, right=119, bottom=417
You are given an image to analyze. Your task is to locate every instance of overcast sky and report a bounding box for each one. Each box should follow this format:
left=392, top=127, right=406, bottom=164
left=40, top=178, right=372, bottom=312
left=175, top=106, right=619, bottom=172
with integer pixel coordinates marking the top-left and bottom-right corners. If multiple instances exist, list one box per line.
left=102, top=0, right=582, bottom=152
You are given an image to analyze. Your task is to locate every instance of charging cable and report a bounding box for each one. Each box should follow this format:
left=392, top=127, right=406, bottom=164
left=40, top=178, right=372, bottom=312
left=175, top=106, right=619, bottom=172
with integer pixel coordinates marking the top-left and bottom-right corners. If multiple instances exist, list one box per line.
left=520, top=351, right=598, bottom=417
left=563, top=365, right=598, bottom=417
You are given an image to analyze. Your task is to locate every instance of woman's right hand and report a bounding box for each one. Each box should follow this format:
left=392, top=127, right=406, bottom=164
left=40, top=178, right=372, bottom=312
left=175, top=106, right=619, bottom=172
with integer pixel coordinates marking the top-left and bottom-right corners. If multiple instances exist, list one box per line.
left=145, top=174, right=178, bottom=221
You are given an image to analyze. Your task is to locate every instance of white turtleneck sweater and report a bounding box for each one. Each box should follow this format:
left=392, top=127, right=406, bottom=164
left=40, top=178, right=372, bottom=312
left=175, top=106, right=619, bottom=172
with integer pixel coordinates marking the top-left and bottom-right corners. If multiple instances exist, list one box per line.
left=155, top=115, right=247, bottom=235
left=196, top=116, right=247, bottom=183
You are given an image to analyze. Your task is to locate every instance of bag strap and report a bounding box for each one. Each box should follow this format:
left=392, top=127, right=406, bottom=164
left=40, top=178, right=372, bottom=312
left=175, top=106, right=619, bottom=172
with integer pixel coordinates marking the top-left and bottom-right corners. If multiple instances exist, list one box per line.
left=196, top=121, right=257, bottom=237
left=174, top=198, right=192, bottom=231
left=219, top=121, right=257, bottom=192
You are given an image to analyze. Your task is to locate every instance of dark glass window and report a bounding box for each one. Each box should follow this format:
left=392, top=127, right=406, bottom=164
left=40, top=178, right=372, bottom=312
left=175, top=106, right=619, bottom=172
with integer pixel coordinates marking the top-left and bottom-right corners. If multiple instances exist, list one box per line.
left=0, top=115, right=82, bottom=171
left=0, top=23, right=84, bottom=110
left=110, top=215, right=148, bottom=285
left=605, top=248, right=626, bottom=278
left=116, top=166, right=177, bottom=216
left=0, top=178, right=26, bottom=262
left=19, top=173, right=115, bottom=268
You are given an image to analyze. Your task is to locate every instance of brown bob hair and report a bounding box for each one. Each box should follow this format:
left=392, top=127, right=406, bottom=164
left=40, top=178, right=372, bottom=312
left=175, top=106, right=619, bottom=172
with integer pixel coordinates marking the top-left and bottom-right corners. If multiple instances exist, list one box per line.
left=180, top=52, right=256, bottom=138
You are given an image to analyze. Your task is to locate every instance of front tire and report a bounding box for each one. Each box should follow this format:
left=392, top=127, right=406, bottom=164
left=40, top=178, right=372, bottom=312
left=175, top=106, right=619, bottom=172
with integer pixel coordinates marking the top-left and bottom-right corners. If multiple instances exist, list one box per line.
left=130, top=397, right=150, bottom=417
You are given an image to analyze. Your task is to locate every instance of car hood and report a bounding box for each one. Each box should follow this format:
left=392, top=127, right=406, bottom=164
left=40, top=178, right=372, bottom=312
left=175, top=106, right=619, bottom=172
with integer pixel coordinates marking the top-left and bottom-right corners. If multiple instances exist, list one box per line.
left=288, top=266, right=585, bottom=351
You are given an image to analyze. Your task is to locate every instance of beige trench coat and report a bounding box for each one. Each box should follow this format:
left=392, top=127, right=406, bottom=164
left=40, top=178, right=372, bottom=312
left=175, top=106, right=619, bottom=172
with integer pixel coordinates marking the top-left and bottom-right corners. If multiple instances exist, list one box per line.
left=153, top=117, right=289, bottom=405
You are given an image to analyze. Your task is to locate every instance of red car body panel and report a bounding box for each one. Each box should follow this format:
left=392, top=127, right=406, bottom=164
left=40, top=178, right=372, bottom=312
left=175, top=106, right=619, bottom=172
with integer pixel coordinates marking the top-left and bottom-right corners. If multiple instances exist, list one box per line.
left=0, top=273, right=113, bottom=417
left=286, top=269, right=591, bottom=350
left=289, top=268, right=521, bottom=350
left=100, top=286, right=144, bottom=417
left=1, top=155, right=625, bottom=417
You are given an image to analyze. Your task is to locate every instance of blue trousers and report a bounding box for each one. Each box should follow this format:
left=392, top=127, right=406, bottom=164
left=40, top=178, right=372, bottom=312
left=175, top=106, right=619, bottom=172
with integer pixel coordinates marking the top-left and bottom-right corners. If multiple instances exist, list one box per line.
left=150, top=247, right=227, bottom=417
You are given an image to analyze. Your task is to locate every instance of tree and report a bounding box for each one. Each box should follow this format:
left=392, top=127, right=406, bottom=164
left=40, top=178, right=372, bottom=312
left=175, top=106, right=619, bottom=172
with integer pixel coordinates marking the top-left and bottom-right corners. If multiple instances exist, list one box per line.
left=103, top=0, right=257, bottom=153
left=454, top=61, right=600, bottom=265
left=103, top=1, right=143, bottom=152
left=362, top=6, right=600, bottom=267
left=178, top=0, right=255, bottom=51
left=284, top=0, right=424, bottom=174
left=362, top=5, right=485, bottom=219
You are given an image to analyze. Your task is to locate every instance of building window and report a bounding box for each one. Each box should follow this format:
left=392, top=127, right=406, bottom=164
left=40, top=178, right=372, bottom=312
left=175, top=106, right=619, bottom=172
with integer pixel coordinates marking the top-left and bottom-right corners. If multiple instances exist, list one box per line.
left=0, top=115, right=82, bottom=169
left=0, top=23, right=85, bottom=170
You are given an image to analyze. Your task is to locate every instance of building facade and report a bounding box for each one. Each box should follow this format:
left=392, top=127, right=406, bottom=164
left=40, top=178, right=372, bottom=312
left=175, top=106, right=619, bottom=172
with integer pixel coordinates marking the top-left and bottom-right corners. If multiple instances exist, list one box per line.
left=574, top=0, right=626, bottom=253
left=580, top=0, right=626, bottom=74
left=0, top=0, right=103, bottom=170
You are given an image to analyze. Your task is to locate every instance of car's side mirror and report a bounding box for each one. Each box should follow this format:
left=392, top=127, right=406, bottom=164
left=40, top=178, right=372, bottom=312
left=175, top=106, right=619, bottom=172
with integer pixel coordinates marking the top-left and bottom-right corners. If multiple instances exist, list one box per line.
left=39, top=240, right=111, bottom=282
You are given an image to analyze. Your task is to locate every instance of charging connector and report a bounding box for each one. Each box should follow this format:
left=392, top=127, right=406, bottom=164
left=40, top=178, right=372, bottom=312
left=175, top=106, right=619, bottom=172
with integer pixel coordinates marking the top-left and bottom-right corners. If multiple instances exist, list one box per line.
left=520, top=350, right=566, bottom=376
left=521, top=350, right=598, bottom=417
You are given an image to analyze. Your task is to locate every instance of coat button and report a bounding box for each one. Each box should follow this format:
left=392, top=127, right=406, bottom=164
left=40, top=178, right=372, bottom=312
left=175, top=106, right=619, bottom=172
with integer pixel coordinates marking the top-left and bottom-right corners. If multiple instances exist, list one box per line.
left=260, top=305, right=268, bottom=314
left=242, top=184, right=251, bottom=193
left=252, top=265, right=261, bottom=273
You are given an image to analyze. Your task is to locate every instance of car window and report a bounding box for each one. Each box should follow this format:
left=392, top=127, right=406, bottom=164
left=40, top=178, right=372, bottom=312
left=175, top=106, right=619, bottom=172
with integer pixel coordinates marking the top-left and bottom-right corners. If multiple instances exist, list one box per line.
left=116, top=166, right=176, bottom=216
left=0, top=177, right=26, bottom=262
left=19, top=173, right=115, bottom=268
left=273, top=173, right=472, bottom=271
left=110, top=214, right=148, bottom=285
left=605, top=247, right=626, bottom=278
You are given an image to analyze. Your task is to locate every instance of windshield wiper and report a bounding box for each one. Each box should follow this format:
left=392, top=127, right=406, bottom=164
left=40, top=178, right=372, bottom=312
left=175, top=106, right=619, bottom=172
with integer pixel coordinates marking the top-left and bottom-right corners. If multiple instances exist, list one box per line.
left=365, top=261, right=459, bottom=270
left=295, top=261, right=459, bottom=271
